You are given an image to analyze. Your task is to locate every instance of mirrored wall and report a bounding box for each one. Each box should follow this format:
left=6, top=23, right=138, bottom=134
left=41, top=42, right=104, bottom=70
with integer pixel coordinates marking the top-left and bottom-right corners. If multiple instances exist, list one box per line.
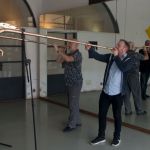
left=0, top=0, right=36, bottom=27
left=39, top=2, right=150, bottom=133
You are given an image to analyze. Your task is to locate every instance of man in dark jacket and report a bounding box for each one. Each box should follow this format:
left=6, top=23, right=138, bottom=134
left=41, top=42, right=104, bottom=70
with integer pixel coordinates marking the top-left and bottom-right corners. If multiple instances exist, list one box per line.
left=85, top=39, right=135, bottom=147
left=123, top=41, right=148, bottom=115
left=139, top=40, right=150, bottom=100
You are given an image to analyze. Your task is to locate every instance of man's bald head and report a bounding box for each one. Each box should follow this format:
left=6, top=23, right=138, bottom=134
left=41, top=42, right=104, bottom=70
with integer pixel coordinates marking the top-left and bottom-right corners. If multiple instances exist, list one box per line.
left=68, top=39, right=79, bottom=51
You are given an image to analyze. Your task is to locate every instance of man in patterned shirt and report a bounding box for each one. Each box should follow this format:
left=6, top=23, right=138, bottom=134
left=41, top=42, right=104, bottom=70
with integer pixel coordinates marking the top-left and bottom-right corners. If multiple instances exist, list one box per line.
left=54, top=40, right=83, bottom=132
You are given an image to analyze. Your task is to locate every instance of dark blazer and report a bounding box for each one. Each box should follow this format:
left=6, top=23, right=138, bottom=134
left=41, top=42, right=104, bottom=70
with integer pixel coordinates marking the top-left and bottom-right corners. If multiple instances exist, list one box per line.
left=88, top=48, right=135, bottom=95
left=139, top=49, right=150, bottom=73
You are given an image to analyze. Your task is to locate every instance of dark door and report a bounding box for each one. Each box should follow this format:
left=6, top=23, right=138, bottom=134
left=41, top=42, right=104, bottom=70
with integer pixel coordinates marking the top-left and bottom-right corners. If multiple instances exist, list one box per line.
left=0, top=32, right=25, bottom=100
left=47, top=31, right=77, bottom=96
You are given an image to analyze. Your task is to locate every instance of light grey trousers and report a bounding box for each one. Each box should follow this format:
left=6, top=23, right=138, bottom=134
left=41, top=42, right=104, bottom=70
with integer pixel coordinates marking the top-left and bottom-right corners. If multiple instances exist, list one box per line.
left=66, top=81, right=82, bottom=128
left=124, top=73, right=143, bottom=113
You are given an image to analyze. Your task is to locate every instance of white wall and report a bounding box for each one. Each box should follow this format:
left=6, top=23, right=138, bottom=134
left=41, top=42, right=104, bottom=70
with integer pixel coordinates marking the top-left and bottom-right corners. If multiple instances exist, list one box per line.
left=106, top=0, right=150, bottom=44
left=123, top=0, right=150, bottom=45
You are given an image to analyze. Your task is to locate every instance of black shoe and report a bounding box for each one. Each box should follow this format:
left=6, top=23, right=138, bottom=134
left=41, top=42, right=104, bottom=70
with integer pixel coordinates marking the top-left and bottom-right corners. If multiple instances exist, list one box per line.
left=142, top=97, right=147, bottom=100
left=76, top=123, right=82, bottom=127
left=146, top=94, right=150, bottom=98
left=63, top=126, right=76, bottom=132
left=90, top=136, right=106, bottom=145
left=111, top=138, right=121, bottom=147
left=142, top=95, right=150, bottom=100
left=125, top=111, right=132, bottom=116
left=136, top=111, right=147, bottom=115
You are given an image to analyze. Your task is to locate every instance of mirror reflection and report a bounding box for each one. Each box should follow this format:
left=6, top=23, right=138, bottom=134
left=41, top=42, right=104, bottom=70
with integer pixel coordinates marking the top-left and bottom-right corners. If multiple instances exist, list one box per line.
left=42, top=3, right=150, bottom=132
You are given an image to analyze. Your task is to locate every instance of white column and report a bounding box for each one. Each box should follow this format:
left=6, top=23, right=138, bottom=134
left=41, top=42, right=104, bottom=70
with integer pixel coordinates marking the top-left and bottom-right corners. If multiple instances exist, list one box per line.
left=25, top=27, right=39, bottom=99
left=39, top=29, right=47, bottom=97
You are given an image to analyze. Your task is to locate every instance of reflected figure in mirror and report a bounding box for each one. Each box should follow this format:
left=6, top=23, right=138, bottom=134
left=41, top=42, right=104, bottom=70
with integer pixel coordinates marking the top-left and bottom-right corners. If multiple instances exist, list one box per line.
left=123, top=41, right=147, bottom=116
left=139, top=40, right=150, bottom=100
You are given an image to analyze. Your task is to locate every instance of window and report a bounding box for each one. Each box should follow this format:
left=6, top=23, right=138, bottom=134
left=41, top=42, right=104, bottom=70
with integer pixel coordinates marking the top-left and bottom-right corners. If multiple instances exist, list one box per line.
left=39, top=3, right=119, bottom=33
